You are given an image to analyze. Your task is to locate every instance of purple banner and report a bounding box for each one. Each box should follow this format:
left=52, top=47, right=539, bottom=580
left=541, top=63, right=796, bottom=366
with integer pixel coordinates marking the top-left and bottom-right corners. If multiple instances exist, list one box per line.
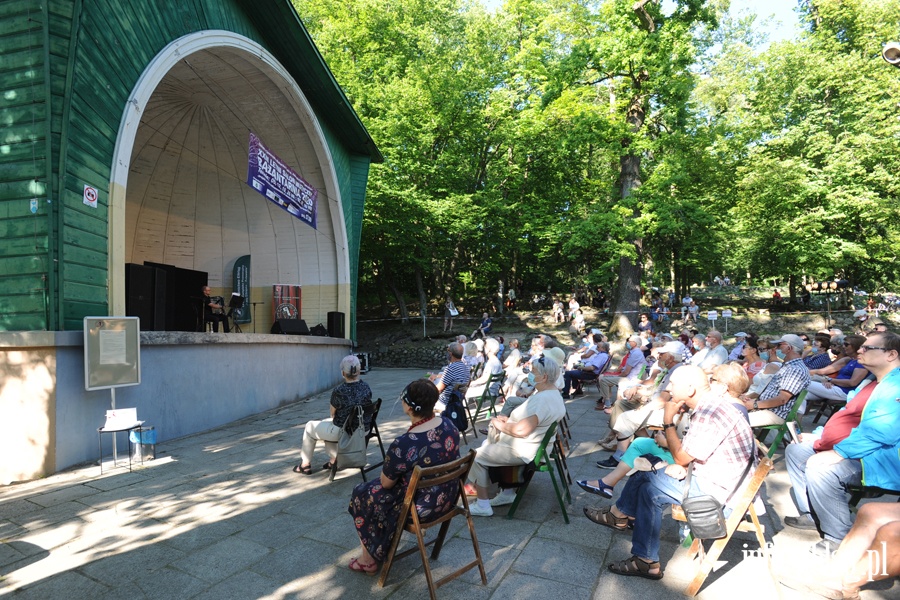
left=247, top=132, right=317, bottom=229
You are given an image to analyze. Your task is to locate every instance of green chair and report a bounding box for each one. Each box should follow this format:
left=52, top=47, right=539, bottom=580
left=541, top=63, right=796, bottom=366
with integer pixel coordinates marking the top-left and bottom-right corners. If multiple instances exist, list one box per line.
left=505, top=422, right=571, bottom=524
left=754, top=389, right=808, bottom=458
left=470, top=372, right=505, bottom=425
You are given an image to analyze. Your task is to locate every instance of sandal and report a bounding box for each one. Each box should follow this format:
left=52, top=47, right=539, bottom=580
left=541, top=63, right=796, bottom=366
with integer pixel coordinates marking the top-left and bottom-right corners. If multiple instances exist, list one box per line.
left=348, top=557, right=379, bottom=575
left=322, top=461, right=335, bottom=471
left=576, top=479, right=614, bottom=499
left=608, top=555, right=663, bottom=580
left=583, top=506, right=629, bottom=530
left=292, top=464, right=312, bottom=475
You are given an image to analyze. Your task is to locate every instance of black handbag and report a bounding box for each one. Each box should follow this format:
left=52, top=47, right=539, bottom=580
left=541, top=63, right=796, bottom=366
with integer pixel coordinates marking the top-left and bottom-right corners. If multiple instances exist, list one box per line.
left=680, top=457, right=753, bottom=540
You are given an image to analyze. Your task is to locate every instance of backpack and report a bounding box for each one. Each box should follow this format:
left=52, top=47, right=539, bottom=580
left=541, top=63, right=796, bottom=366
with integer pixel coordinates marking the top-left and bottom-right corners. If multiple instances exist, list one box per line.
left=442, top=390, right=468, bottom=432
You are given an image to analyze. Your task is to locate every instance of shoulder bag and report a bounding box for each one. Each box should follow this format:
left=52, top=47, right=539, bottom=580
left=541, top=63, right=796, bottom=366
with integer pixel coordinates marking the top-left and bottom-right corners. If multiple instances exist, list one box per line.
left=336, top=405, right=368, bottom=469
left=680, top=455, right=753, bottom=540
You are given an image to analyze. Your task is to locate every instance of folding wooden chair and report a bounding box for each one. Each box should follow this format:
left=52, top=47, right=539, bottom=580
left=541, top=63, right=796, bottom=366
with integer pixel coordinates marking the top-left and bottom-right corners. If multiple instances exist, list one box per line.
left=847, top=485, right=900, bottom=508
left=671, top=440, right=774, bottom=596
left=753, top=389, right=808, bottom=458
left=505, top=422, right=572, bottom=524
left=329, top=398, right=387, bottom=482
left=378, top=450, right=487, bottom=600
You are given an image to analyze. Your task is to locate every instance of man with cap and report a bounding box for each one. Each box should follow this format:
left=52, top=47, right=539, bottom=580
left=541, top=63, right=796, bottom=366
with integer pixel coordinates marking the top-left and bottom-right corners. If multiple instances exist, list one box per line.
left=728, top=332, right=748, bottom=361
left=741, top=333, right=810, bottom=426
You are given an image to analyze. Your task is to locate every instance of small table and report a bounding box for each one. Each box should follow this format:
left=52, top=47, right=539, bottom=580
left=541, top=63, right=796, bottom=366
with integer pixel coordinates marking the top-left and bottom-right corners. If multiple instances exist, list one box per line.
left=98, top=420, right=144, bottom=474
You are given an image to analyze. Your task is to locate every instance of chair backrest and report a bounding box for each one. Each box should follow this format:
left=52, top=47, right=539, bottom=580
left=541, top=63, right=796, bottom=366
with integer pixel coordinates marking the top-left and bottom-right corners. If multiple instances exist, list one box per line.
left=783, top=389, right=808, bottom=422
left=480, top=371, right=505, bottom=399
left=400, top=450, right=477, bottom=525
left=531, top=422, right=559, bottom=467
left=363, top=398, right=382, bottom=439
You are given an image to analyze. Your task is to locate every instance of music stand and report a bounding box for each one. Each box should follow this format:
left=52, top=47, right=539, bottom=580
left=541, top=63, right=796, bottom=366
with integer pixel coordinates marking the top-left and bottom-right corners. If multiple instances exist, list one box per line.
left=227, top=294, right=245, bottom=333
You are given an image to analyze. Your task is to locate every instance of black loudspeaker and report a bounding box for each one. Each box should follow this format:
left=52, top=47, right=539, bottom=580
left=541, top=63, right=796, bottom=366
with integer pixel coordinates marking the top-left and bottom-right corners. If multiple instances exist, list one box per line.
left=125, top=263, right=167, bottom=331
left=327, top=311, right=345, bottom=338
left=271, top=318, right=310, bottom=335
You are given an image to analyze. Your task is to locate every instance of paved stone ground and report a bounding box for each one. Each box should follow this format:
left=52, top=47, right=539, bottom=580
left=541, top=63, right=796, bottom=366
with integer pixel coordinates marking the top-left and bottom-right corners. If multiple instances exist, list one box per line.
left=1, top=368, right=897, bottom=599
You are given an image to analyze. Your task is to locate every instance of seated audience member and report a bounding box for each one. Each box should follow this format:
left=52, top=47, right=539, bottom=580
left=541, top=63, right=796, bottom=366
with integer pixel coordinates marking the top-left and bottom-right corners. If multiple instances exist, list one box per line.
left=687, top=334, right=709, bottom=366
left=584, top=366, right=754, bottom=581
left=596, top=336, right=648, bottom=410
left=810, top=335, right=852, bottom=379
left=740, top=336, right=767, bottom=380
left=552, top=298, right=565, bottom=323
left=462, top=341, right=481, bottom=371
left=698, top=330, right=728, bottom=373
left=293, top=355, right=372, bottom=474
left=596, top=341, right=686, bottom=467
left=741, top=334, right=810, bottom=426
left=429, top=342, right=471, bottom=411
left=801, top=334, right=868, bottom=413
left=825, top=334, right=845, bottom=362
left=727, top=331, right=748, bottom=361
left=803, top=333, right=835, bottom=371
left=503, top=338, right=521, bottom=369
left=782, top=331, right=900, bottom=547
left=568, top=296, right=580, bottom=320
left=578, top=430, right=676, bottom=499
left=757, top=338, right=779, bottom=363
left=686, top=299, right=699, bottom=324
left=781, top=502, right=900, bottom=599
left=747, top=361, right=780, bottom=396
left=201, top=285, right=230, bottom=333
left=637, top=313, right=654, bottom=334
left=562, top=336, right=609, bottom=399
left=873, top=320, right=890, bottom=333
left=456, top=334, right=468, bottom=344
left=569, top=309, right=586, bottom=336
left=348, top=379, right=459, bottom=574
left=472, top=312, right=493, bottom=340
left=465, top=338, right=504, bottom=400
left=466, top=356, right=567, bottom=516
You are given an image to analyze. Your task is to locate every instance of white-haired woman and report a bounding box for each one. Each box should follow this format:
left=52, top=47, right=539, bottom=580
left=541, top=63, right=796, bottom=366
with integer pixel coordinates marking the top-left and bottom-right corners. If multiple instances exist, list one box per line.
left=466, top=356, right=567, bottom=516
left=293, top=355, right=373, bottom=474
left=466, top=337, right=504, bottom=400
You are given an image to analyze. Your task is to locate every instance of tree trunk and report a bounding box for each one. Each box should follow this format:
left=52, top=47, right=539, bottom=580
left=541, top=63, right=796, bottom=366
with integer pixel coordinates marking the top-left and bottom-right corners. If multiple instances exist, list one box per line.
left=383, top=260, right=409, bottom=323
left=374, top=263, right=391, bottom=318
left=788, top=273, right=797, bottom=305
left=609, top=89, right=646, bottom=338
left=415, top=264, right=428, bottom=321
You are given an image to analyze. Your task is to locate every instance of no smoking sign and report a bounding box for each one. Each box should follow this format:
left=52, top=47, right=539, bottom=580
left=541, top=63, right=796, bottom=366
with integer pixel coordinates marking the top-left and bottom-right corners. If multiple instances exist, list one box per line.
left=83, top=184, right=98, bottom=208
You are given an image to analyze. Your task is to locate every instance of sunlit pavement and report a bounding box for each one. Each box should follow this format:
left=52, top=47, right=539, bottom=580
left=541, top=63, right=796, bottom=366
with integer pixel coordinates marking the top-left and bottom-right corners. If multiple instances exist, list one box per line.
left=1, top=367, right=897, bottom=599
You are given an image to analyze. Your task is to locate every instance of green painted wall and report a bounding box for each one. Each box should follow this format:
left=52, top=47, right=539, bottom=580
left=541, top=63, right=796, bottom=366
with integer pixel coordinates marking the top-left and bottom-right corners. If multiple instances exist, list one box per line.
left=0, top=0, right=376, bottom=333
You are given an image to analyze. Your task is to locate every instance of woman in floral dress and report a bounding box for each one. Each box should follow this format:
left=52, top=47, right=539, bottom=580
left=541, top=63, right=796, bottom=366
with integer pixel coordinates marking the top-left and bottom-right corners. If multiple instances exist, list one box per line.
left=347, top=379, right=460, bottom=574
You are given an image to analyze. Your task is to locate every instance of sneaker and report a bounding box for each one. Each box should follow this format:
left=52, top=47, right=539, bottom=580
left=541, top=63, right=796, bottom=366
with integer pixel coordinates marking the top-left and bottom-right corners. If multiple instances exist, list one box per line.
left=469, top=502, right=494, bottom=517
left=489, top=490, right=518, bottom=506
left=572, top=389, right=585, bottom=397
left=809, top=539, right=835, bottom=556
left=596, top=456, right=619, bottom=469
left=562, top=394, right=572, bottom=400
left=785, top=514, right=818, bottom=531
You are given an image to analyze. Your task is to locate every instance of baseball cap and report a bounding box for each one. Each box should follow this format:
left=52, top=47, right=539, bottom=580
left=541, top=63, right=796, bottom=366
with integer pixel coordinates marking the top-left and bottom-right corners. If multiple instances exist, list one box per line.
left=771, top=334, right=804, bottom=352
left=659, top=341, right=686, bottom=356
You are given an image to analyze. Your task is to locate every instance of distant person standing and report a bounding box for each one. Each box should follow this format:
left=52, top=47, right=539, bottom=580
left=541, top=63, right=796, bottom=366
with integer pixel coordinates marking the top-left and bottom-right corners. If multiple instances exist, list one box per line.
left=443, top=296, right=457, bottom=332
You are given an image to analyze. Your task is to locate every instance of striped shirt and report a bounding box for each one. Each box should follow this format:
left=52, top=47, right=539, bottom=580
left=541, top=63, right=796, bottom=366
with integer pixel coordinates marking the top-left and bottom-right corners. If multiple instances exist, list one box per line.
left=437, top=360, right=471, bottom=405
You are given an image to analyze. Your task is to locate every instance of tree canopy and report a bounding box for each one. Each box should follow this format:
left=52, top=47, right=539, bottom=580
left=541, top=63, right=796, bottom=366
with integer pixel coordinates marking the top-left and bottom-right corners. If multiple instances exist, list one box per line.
left=294, top=0, right=900, bottom=324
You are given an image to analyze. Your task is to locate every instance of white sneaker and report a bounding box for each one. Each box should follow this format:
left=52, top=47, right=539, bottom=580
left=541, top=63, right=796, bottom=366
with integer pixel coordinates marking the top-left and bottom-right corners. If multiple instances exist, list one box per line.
left=468, top=502, right=494, bottom=517
left=489, top=490, right=517, bottom=506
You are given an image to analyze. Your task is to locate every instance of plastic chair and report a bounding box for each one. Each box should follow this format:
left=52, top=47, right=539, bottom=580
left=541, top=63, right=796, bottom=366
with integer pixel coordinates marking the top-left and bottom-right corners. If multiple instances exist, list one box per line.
left=753, top=389, right=808, bottom=458
left=378, top=450, right=487, bottom=600
left=329, top=398, right=387, bottom=482
left=505, top=422, right=571, bottom=524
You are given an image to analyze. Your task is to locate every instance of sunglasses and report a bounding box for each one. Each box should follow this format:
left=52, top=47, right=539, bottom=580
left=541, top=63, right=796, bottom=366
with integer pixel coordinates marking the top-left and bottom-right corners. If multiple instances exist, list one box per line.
left=859, top=345, right=888, bottom=352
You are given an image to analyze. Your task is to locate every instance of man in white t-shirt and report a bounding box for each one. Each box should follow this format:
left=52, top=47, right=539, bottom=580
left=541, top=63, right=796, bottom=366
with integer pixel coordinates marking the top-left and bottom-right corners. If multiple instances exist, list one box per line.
left=699, top=331, right=728, bottom=373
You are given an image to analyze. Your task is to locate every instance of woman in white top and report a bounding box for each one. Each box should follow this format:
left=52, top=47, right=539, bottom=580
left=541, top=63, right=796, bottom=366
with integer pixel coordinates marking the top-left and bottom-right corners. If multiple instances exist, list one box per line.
left=466, top=356, right=567, bottom=516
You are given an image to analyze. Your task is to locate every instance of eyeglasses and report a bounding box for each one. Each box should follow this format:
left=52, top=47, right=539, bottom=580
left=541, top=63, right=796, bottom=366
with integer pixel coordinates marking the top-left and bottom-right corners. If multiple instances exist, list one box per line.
left=859, top=345, right=888, bottom=352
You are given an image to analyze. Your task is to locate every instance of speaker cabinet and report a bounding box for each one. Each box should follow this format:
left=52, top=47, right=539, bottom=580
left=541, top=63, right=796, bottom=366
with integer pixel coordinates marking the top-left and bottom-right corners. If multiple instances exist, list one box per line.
left=327, top=311, right=345, bottom=338
left=271, top=318, right=310, bottom=335
left=125, top=263, right=167, bottom=331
